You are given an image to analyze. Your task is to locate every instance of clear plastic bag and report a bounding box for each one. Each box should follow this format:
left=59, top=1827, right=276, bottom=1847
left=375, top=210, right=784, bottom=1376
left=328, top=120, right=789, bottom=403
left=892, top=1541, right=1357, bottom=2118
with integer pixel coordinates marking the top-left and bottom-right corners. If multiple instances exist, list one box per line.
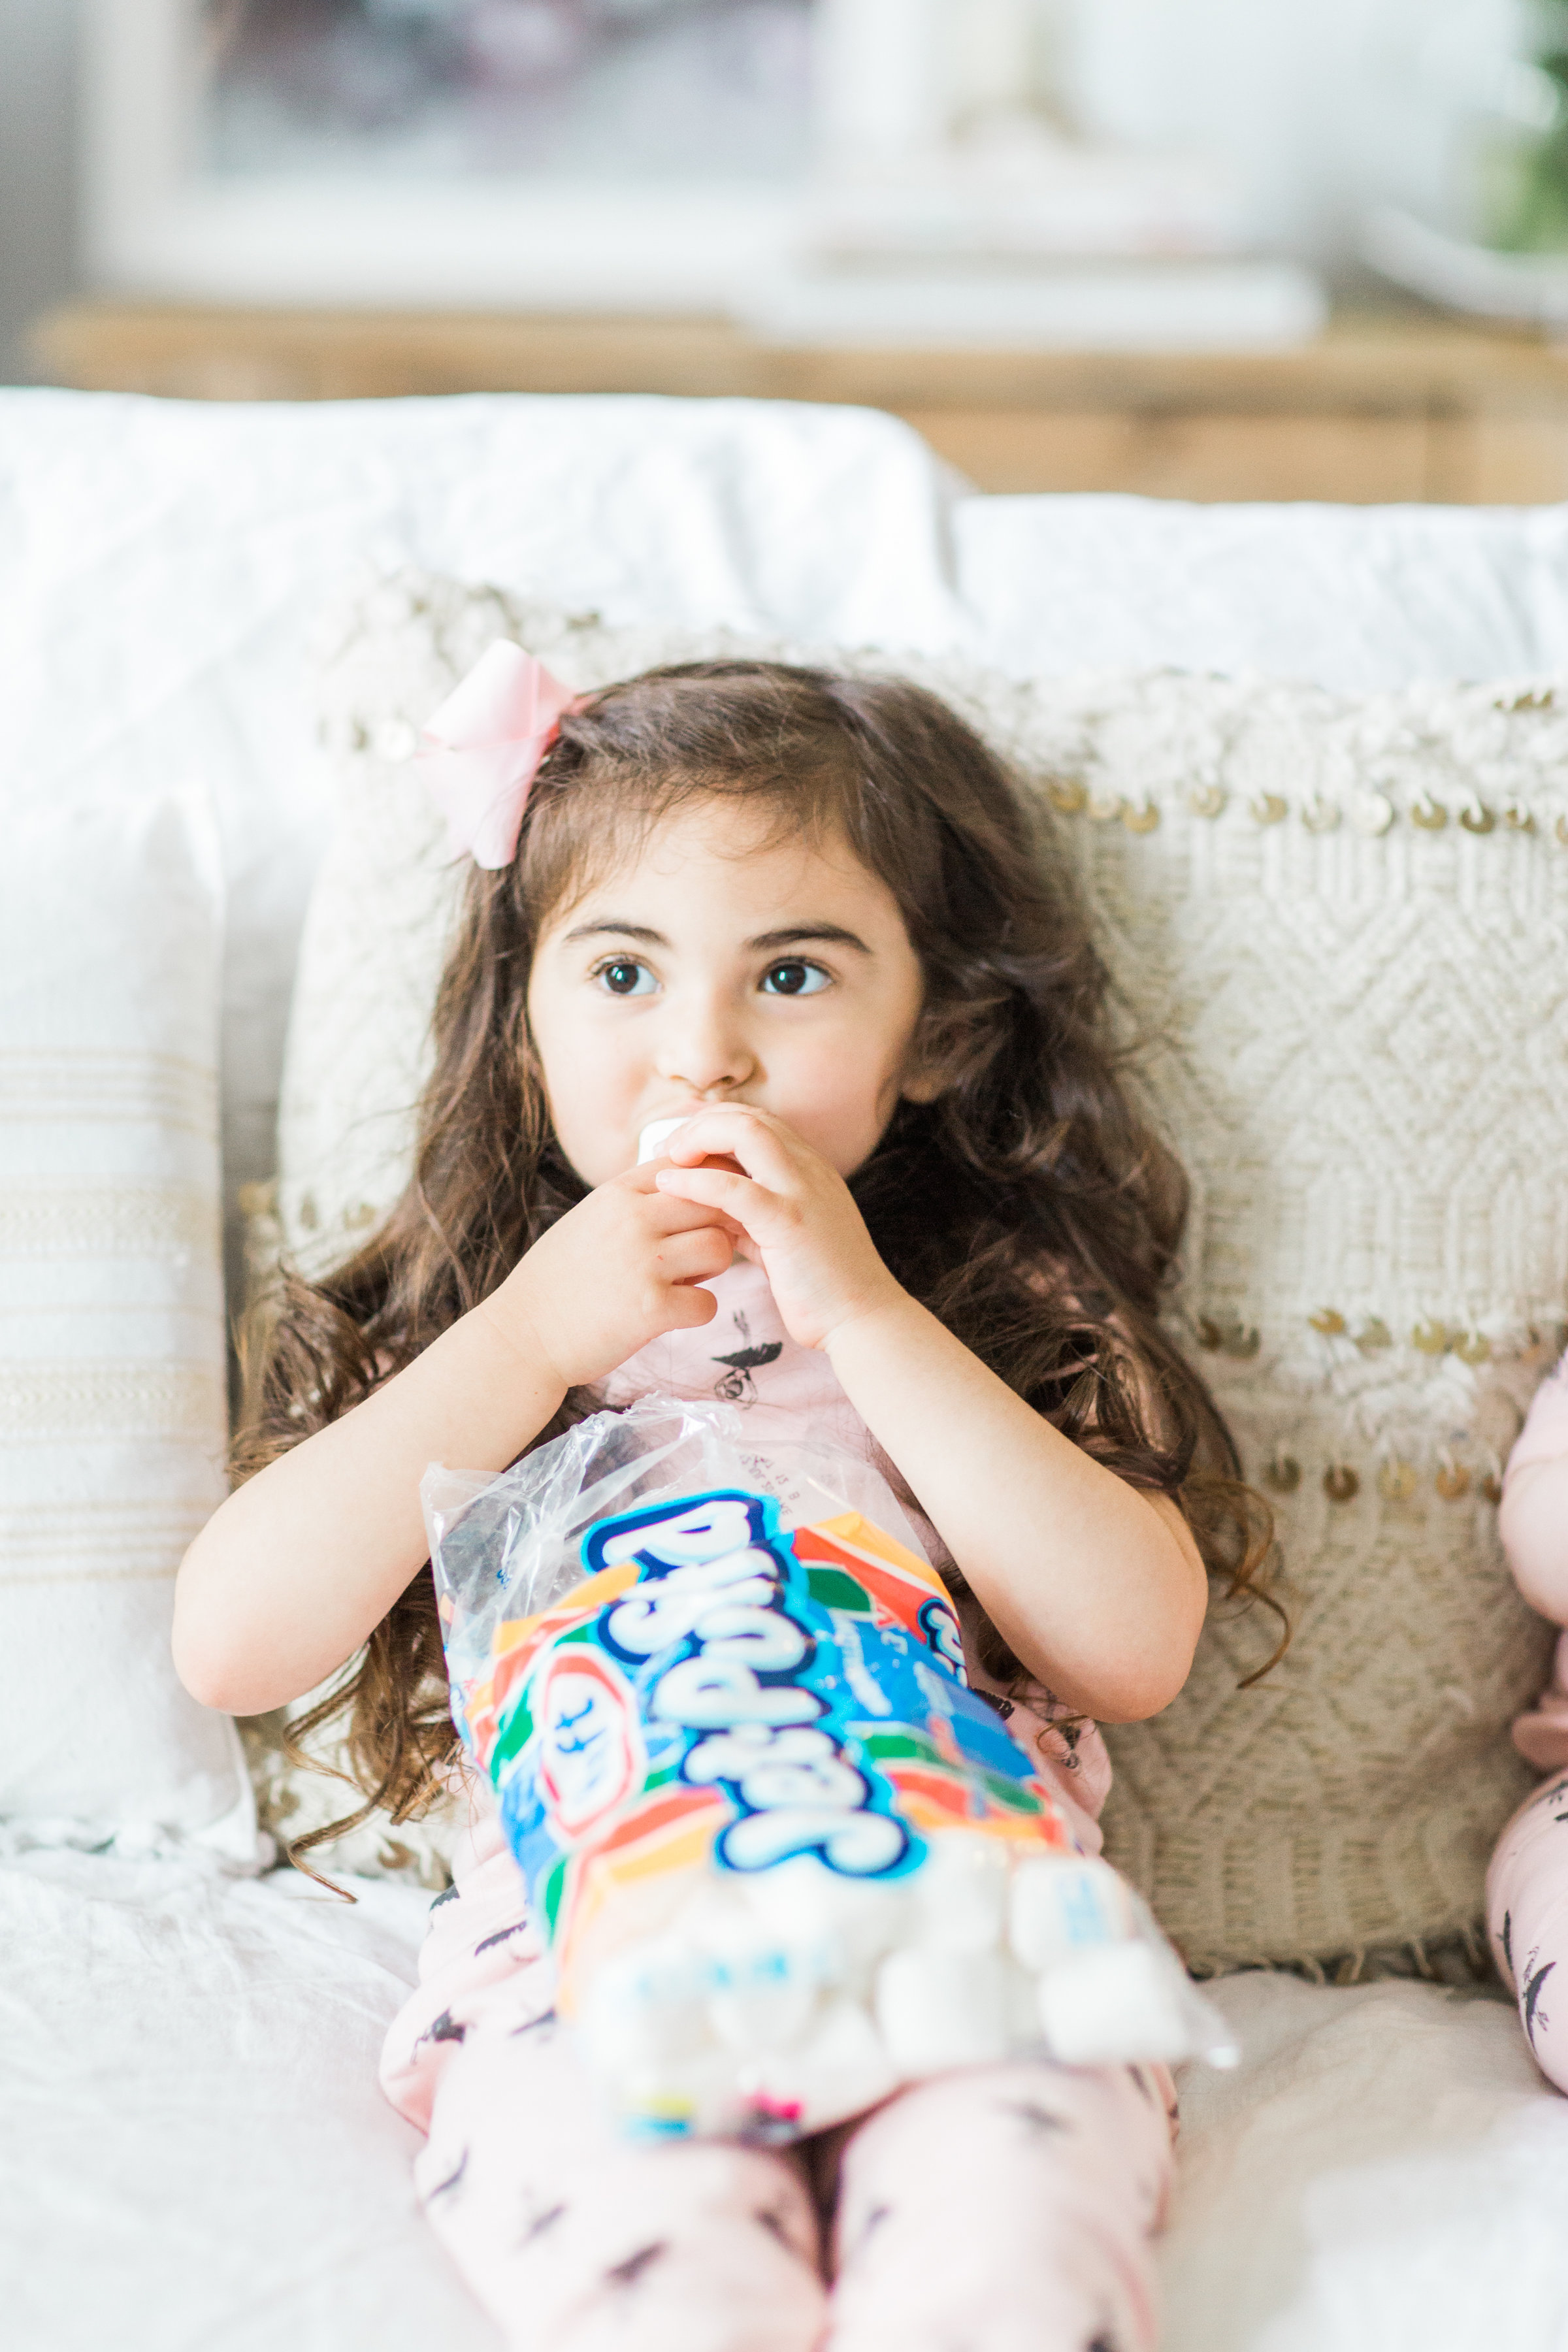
left=424, top=1396, right=1235, bottom=2142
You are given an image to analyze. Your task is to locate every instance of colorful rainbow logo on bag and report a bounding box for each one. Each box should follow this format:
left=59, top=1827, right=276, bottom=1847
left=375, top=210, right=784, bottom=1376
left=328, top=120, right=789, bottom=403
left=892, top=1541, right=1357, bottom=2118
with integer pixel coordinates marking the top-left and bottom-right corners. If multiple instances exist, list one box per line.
left=451, top=1485, right=1076, bottom=1993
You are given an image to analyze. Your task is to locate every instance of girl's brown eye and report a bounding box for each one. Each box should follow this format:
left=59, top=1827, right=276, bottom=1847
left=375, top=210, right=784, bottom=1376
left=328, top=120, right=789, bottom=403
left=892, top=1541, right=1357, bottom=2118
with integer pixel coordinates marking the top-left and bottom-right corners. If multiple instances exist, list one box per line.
left=598, top=958, right=655, bottom=998
left=761, top=960, right=828, bottom=998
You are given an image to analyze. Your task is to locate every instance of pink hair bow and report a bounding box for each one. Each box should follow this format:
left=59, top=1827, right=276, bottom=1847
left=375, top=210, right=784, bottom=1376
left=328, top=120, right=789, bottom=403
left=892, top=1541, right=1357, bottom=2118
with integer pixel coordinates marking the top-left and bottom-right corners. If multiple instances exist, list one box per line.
left=416, top=640, right=581, bottom=870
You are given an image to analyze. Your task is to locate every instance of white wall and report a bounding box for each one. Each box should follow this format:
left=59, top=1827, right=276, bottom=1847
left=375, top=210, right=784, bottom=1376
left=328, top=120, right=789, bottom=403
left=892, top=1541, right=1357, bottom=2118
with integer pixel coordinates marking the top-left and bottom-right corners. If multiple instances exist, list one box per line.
left=1060, top=0, right=1530, bottom=261
left=0, top=0, right=78, bottom=380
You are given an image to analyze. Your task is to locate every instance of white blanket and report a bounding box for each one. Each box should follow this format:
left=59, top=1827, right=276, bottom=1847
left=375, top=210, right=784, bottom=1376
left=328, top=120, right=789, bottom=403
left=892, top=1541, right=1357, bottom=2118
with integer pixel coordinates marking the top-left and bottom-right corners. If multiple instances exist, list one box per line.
left=0, top=1854, right=493, bottom=2352
left=1169, top=1973, right=1568, bottom=2351
left=7, top=1853, right=1568, bottom=2352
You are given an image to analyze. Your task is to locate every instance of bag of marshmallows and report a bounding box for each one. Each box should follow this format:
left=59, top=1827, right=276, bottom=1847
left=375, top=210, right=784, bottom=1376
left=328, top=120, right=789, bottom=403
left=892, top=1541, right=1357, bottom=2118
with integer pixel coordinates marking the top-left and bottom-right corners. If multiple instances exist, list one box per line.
left=425, top=1397, right=1233, bottom=2143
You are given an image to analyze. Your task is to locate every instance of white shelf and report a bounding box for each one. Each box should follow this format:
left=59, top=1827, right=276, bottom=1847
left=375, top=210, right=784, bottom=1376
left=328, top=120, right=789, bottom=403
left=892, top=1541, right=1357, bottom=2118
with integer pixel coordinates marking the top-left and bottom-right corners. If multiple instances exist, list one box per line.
left=740, top=262, right=1327, bottom=352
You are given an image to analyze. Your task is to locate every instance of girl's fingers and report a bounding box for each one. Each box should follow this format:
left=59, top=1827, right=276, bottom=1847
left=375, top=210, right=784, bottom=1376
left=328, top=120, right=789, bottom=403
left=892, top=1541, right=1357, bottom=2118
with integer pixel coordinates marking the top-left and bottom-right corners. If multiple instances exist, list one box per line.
left=655, top=1164, right=781, bottom=1236
left=660, top=1281, right=720, bottom=1330
left=655, top=1226, right=736, bottom=1285
left=622, top=1158, right=740, bottom=1203
left=642, top=1183, right=746, bottom=1239
left=662, top=1105, right=800, bottom=1188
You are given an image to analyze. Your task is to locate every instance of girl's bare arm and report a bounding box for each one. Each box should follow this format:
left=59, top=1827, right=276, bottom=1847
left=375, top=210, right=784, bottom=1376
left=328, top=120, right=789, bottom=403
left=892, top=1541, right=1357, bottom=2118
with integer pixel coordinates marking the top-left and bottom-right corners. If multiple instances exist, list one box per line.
left=173, top=1307, right=566, bottom=1716
left=173, top=1171, right=734, bottom=1716
left=824, top=1294, right=1207, bottom=1723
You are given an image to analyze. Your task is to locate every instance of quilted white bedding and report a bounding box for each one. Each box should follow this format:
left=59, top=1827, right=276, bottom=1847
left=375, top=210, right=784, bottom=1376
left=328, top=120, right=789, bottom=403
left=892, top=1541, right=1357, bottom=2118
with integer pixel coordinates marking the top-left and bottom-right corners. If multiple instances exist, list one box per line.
left=9, top=385, right=1568, bottom=2351
left=7, top=1854, right=1567, bottom=2352
left=0, top=1857, right=478, bottom=2352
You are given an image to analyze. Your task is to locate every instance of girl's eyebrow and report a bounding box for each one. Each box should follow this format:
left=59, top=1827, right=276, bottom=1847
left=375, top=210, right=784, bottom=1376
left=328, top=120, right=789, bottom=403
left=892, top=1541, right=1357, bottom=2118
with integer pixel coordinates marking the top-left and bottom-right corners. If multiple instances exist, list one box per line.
left=561, top=919, right=666, bottom=945
left=561, top=920, right=873, bottom=955
left=747, top=924, right=872, bottom=956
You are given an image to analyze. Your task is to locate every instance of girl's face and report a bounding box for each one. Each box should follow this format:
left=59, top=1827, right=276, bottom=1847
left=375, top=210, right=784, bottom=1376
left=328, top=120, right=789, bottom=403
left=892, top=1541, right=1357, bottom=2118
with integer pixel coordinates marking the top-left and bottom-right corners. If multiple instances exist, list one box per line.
left=527, top=797, right=930, bottom=1187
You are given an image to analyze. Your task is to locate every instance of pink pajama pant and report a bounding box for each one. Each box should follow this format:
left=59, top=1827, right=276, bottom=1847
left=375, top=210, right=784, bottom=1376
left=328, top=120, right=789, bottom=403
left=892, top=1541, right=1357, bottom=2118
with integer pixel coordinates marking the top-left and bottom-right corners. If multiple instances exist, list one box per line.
left=384, top=1818, right=1175, bottom=2350
left=413, top=2014, right=1174, bottom=2352
left=1488, top=1766, right=1568, bottom=2093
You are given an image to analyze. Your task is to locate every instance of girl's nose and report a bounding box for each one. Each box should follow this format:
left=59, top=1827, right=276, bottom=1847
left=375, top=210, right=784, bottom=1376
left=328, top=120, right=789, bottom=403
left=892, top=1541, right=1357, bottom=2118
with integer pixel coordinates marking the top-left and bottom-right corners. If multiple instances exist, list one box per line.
left=657, top=998, right=756, bottom=1098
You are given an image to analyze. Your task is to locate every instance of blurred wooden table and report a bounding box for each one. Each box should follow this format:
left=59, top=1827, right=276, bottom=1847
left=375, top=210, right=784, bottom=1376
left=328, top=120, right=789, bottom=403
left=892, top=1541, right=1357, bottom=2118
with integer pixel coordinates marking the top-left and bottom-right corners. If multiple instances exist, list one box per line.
left=29, top=299, right=1568, bottom=503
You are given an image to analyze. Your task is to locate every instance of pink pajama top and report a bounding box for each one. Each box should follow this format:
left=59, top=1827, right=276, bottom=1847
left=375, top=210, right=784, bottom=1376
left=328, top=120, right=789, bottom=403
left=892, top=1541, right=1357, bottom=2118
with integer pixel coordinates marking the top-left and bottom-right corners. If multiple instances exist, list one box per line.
left=382, top=1260, right=1113, bottom=2132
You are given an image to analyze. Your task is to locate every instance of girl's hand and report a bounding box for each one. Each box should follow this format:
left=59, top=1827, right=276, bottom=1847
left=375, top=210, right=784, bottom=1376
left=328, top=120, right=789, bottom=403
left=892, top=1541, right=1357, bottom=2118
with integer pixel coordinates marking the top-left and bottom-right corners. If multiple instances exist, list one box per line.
left=488, top=1166, right=740, bottom=1390
left=651, top=1106, right=904, bottom=1352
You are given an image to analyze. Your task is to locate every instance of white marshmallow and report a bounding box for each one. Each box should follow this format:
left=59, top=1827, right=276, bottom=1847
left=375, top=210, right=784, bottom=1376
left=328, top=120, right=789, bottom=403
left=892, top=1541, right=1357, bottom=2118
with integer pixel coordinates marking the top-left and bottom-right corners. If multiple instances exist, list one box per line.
left=708, top=1964, right=819, bottom=2055
left=579, top=1939, right=709, bottom=2070
left=738, top=1999, right=900, bottom=2138
left=911, top=1831, right=1009, bottom=1953
left=683, top=1880, right=823, bottom=2053
left=1005, top=1953, right=1047, bottom=2048
left=1035, top=1941, right=1192, bottom=2066
left=874, top=1946, right=1010, bottom=2074
left=682, top=1879, right=759, bottom=1952
left=743, top=1854, right=911, bottom=1991
left=1008, top=1855, right=1135, bottom=1972
left=637, top=1116, right=691, bottom=1164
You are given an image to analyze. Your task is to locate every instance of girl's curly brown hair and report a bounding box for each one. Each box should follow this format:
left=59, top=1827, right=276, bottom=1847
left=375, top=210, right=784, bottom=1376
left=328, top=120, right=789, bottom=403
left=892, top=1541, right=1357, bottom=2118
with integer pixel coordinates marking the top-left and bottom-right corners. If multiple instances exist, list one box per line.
left=234, top=659, right=1279, bottom=1868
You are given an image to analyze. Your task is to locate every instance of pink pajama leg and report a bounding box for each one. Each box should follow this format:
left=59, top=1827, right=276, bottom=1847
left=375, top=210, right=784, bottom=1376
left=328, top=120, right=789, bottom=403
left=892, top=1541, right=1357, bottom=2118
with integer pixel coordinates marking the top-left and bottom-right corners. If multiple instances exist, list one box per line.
left=1488, top=1771, right=1568, bottom=2095
left=823, top=2061, right=1174, bottom=2352
left=417, top=2015, right=827, bottom=2352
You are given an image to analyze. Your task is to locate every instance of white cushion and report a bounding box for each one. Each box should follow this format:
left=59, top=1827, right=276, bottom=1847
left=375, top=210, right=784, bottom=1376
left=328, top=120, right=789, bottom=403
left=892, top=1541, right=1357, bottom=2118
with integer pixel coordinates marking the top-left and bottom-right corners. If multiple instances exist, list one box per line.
left=953, top=494, right=1568, bottom=691
left=0, top=795, right=255, bottom=1855
left=265, top=578, right=1567, bottom=1961
left=1167, top=1971, right=1568, bottom=2351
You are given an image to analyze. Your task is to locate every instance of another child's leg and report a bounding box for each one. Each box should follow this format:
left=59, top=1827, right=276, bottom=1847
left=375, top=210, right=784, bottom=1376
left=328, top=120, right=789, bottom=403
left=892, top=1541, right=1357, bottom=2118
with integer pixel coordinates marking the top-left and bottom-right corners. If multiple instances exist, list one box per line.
left=1488, top=1772, right=1568, bottom=2094
left=823, top=2059, right=1175, bottom=2352
left=417, top=2015, right=827, bottom=2352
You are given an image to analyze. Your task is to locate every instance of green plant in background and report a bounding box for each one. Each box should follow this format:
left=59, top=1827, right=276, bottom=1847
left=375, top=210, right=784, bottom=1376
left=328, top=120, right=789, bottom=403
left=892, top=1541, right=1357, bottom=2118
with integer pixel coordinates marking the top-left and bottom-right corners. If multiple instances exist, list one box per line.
left=1490, top=4, right=1568, bottom=250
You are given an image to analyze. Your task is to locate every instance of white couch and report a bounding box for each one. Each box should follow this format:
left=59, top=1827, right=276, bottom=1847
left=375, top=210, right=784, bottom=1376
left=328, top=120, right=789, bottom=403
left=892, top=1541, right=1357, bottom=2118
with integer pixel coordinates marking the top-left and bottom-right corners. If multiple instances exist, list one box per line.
left=7, top=387, right=1568, bottom=2352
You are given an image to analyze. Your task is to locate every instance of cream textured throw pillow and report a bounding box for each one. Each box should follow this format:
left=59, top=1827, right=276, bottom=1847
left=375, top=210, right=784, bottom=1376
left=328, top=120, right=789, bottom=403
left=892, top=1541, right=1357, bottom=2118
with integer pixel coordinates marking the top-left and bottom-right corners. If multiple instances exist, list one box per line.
left=1, top=796, right=255, bottom=1856
left=265, top=573, right=1567, bottom=1963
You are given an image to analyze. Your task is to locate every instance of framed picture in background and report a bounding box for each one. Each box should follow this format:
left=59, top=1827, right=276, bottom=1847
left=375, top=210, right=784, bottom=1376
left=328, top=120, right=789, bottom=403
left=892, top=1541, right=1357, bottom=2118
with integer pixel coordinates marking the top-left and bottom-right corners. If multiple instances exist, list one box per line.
left=86, top=0, right=817, bottom=308
left=79, top=1, right=1524, bottom=345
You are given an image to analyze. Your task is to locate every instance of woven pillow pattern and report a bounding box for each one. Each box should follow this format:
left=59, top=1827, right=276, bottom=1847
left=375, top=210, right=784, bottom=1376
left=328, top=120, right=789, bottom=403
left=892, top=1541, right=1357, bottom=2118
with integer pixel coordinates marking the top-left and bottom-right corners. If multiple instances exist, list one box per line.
left=1, top=795, right=256, bottom=1857
left=261, top=573, right=1567, bottom=1963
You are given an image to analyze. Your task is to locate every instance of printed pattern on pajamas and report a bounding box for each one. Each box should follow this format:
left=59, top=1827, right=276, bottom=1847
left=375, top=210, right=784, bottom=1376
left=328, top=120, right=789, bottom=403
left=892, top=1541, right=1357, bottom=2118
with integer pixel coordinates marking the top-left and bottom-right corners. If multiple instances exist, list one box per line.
left=382, top=1812, right=1177, bottom=2352
left=1489, top=1348, right=1568, bottom=2092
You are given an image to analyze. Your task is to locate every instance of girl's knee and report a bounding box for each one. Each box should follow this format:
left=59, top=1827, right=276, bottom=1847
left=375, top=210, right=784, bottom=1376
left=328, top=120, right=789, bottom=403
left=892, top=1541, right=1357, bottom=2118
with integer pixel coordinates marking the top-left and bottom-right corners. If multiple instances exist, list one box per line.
left=1488, top=1780, right=1568, bottom=2091
left=823, top=2063, right=1166, bottom=2352
left=1488, top=1777, right=1568, bottom=1980
left=418, top=2038, right=825, bottom=2352
left=836, top=2061, right=1169, bottom=2200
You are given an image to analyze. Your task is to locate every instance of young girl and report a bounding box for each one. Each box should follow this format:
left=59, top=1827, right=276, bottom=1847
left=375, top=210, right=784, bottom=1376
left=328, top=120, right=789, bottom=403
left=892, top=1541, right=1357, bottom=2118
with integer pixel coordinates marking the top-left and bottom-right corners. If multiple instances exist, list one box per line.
left=176, top=655, right=1270, bottom=2352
